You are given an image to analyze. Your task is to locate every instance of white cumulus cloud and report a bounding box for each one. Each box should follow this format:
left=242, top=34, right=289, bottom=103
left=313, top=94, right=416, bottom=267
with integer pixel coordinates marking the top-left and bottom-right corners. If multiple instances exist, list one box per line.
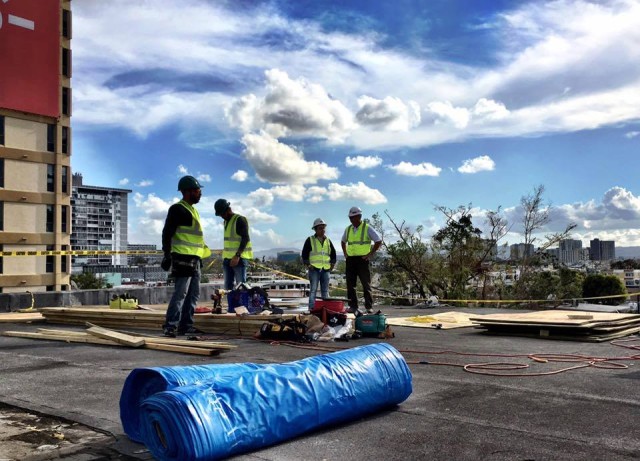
left=356, top=96, right=421, bottom=131
left=458, top=155, right=496, bottom=174
left=388, top=161, right=442, bottom=177
left=231, top=170, right=248, bottom=182
left=226, top=69, right=355, bottom=142
left=345, top=155, right=383, bottom=169
left=241, top=132, right=339, bottom=184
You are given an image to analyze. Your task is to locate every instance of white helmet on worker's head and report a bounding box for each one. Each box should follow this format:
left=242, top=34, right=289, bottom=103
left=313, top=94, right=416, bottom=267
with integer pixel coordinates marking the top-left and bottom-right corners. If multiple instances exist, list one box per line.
left=312, top=218, right=327, bottom=229
left=348, top=206, right=362, bottom=217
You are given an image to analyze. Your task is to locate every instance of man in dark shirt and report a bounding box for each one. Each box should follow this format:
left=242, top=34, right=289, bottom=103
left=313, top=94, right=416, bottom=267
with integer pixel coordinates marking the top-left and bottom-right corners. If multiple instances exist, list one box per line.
left=214, top=198, right=253, bottom=291
left=161, top=175, right=209, bottom=337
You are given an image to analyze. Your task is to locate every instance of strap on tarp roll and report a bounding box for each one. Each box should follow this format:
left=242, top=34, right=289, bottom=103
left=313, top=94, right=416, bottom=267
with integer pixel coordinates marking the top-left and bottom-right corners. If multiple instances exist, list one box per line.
left=120, top=363, right=264, bottom=443
left=139, top=343, right=412, bottom=460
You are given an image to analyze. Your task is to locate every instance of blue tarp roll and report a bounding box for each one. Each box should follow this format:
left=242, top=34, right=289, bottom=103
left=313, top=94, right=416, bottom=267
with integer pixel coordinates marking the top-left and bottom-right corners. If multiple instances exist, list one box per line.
left=138, top=343, right=412, bottom=461
left=120, top=363, right=263, bottom=443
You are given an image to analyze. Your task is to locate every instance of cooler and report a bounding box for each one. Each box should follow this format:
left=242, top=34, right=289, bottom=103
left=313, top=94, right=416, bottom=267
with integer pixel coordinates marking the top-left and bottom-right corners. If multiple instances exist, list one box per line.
left=311, top=298, right=346, bottom=315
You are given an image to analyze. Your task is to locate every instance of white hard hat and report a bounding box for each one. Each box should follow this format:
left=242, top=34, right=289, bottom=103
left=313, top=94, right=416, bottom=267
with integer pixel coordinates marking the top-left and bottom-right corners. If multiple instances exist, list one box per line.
left=348, top=206, right=362, bottom=217
left=312, top=218, right=327, bottom=229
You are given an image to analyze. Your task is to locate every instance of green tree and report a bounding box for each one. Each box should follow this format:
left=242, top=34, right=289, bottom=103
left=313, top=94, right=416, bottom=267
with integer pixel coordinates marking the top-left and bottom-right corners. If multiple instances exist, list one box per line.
left=71, top=272, right=111, bottom=289
left=582, top=274, right=627, bottom=305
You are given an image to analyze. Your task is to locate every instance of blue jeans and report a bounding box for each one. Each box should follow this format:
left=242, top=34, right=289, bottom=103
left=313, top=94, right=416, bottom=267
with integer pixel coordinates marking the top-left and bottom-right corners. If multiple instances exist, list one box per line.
left=223, top=258, right=247, bottom=290
left=164, top=265, right=200, bottom=331
left=308, top=267, right=330, bottom=310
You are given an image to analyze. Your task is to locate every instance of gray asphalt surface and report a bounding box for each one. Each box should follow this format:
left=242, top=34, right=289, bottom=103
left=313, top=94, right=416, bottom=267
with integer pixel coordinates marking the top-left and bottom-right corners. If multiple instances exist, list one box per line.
left=1, top=306, right=639, bottom=460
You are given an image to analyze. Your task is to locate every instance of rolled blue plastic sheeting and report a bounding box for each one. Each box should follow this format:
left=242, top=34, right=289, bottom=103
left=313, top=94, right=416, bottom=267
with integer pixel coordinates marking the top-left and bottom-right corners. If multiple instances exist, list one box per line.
left=120, top=363, right=264, bottom=443
left=139, top=343, right=412, bottom=461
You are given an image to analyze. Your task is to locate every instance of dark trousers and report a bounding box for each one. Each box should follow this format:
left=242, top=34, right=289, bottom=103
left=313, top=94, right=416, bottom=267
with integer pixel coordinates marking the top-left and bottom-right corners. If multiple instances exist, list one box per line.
left=345, top=256, right=373, bottom=310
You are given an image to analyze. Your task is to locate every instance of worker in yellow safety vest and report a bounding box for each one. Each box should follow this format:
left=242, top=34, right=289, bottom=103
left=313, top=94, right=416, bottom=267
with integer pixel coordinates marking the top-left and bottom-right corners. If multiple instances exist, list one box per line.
left=215, top=198, right=253, bottom=291
left=301, top=218, right=337, bottom=311
left=341, top=206, right=382, bottom=314
left=161, top=175, right=211, bottom=337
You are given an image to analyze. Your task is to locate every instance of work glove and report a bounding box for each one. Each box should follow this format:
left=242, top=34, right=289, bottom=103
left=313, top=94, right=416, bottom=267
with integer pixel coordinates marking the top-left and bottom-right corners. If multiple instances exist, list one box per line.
left=161, top=254, right=172, bottom=271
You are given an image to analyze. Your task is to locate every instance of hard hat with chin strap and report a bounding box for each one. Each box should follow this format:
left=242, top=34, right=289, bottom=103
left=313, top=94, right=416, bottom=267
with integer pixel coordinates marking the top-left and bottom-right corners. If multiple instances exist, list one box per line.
left=312, top=218, right=327, bottom=229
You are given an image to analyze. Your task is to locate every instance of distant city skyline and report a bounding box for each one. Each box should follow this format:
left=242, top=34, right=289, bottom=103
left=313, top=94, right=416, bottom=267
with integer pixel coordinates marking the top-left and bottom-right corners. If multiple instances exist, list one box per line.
left=70, top=1, right=640, bottom=252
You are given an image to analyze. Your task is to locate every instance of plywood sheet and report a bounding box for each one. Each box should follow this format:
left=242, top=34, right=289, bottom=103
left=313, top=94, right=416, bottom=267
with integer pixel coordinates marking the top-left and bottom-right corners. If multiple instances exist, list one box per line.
left=387, top=311, right=479, bottom=329
left=470, top=310, right=640, bottom=326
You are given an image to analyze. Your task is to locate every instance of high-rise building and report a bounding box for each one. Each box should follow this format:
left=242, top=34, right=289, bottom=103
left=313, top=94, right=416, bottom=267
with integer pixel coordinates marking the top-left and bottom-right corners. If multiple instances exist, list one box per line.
left=0, top=1, right=73, bottom=292
left=509, top=243, right=534, bottom=260
left=127, top=243, right=163, bottom=266
left=589, top=238, right=616, bottom=261
left=71, top=174, right=131, bottom=267
left=558, top=239, right=583, bottom=264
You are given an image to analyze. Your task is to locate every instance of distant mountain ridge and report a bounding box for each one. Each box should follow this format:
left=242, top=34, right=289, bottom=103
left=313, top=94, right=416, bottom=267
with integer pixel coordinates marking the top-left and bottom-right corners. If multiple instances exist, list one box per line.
left=614, top=247, right=640, bottom=259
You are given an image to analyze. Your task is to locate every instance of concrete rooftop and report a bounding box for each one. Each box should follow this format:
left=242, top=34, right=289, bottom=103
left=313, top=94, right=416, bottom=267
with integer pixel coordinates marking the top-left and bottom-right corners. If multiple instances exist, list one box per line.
left=1, top=305, right=639, bottom=460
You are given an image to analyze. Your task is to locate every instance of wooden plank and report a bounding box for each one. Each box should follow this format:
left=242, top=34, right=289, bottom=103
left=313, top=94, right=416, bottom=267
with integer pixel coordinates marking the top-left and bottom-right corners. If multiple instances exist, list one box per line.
left=85, top=323, right=145, bottom=347
left=143, top=337, right=236, bottom=350
left=2, top=331, right=121, bottom=346
left=0, top=312, right=45, bottom=323
left=144, top=342, right=220, bottom=356
left=36, top=328, right=87, bottom=336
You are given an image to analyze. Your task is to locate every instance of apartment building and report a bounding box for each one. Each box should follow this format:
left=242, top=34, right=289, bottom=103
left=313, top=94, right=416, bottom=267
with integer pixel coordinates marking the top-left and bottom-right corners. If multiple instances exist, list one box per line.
left=71, top=174, right=131, bottom=267
left=559, top=239, right=583, bottom=265
left=0, top=1, right=72, bottom=292
left=590, top=238, right=616, bottom=261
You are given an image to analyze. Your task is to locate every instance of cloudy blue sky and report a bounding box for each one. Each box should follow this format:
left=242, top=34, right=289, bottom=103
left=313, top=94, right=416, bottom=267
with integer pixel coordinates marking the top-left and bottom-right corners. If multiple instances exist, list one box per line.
left=71, top=0, right=640, bottom=253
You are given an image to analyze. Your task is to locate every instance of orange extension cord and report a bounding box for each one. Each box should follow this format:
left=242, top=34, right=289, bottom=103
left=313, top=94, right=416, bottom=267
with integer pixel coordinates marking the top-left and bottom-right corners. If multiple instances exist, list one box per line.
left=262, top=337, right=640, bottom=378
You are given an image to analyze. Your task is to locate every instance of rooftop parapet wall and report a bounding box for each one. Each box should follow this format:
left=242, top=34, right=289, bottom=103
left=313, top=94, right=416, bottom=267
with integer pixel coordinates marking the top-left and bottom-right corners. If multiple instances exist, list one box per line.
left=0, top=284, right=220, bottom=312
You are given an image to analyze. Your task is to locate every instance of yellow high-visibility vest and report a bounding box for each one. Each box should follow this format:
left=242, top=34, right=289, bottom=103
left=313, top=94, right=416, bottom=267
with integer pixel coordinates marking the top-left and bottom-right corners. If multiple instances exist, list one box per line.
left=171, top=200, right=211, bottom=259
left=223, top=214, right=253, bottom=259
left=345, top=222, right=371, bottom=256
left=309, top=236, right=332, bottom=270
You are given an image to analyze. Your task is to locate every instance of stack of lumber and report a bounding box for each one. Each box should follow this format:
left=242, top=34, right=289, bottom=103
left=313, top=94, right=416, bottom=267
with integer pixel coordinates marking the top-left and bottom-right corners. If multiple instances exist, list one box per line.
left=39, top=307, right=300, bottom=337
left=470, top=310, right=640, bottom=342
left=2, top=323, right=235, bottom=356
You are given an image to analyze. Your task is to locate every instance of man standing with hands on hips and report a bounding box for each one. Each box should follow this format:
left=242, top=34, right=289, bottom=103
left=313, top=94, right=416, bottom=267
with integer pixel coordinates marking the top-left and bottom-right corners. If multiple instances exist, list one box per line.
left=161, top=175, right=211, bottom=338
left=341, top=206, right=382, bottom=315
left=214, top=198, right=253, bottom=291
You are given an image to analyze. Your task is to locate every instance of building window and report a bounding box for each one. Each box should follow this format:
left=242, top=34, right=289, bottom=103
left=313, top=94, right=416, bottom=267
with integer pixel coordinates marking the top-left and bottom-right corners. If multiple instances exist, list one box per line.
left=62, top=126, right=69, bottom=154
left=62, top=205, right=68, bottom=233
left=47, top=164, right=55, bottom=192
left=0, top=158, right=4, bottom=188
left=47, top=124, right=56, bottom=152
left=0, top=202, right=3, bottom=231
left=46, top=204, right=54, bottom=232
left=0, top=116, right=4, bottom=145
left=62, top=48, right=72, bottom=78
left=62, top=166, right=69, bottom=194
left=61, top=245, right=68, bottom=273
left=46, top=245, right=55, bottom=273
left=62, top=9, right=72, bottom=39
left=62, top=87, right=71, bottom=116
left=0, top=244, right=3, bottom=274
